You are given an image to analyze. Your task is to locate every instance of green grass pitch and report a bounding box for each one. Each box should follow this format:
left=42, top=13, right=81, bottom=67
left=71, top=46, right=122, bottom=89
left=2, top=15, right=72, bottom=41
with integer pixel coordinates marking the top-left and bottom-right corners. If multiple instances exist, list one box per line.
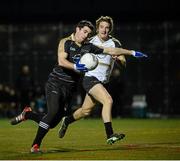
left=0, top=118, right=180, bottom=160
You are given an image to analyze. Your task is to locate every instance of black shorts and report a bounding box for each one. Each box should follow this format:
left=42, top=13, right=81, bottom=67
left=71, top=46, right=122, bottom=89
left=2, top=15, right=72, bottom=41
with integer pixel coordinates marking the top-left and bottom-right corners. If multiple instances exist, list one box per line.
left=83, top=76, right=101, bottom=93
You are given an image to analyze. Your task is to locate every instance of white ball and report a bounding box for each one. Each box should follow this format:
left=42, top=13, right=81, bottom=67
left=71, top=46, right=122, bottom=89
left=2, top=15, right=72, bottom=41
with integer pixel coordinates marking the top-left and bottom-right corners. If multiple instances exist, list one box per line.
left=80, top=53, right=98, bottom=71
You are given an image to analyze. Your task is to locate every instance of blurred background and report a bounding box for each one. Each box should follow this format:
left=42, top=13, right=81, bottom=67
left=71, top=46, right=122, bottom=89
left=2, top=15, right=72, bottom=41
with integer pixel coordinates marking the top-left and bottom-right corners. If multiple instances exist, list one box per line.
left=0, top=0, right=179, bottom=119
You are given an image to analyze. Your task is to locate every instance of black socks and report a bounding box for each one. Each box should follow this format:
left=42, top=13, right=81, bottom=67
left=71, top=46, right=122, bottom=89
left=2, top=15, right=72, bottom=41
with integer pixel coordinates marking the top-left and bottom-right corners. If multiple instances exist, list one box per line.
left=65, top=115, right=76, bottom=125
left=25, top=111, right=44, bottom=123
left=104, top=122, right=114, bottom=139
left=32, top=126, right=49, bottom=147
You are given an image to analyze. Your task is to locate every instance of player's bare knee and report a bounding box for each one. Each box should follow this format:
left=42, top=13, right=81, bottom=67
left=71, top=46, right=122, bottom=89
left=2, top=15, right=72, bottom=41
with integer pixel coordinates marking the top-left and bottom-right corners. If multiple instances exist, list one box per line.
left=82, top=109, right=91, bottom=117
left=84, top=112, right=91, bottom=117
left=103, top=96, right=113, bottom=106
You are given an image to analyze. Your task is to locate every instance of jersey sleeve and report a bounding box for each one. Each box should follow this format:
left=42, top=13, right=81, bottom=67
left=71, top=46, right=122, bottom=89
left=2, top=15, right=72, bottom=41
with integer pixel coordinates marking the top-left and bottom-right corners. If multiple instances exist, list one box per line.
left=90, top=43, right=104, bottom=54
left=58, top=38, right=69, bottom=53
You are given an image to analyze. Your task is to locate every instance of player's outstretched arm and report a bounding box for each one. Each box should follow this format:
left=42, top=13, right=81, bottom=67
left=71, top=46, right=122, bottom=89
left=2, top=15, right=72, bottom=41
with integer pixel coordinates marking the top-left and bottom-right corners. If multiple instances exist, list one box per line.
left=103, top=47, right=148, bottom=58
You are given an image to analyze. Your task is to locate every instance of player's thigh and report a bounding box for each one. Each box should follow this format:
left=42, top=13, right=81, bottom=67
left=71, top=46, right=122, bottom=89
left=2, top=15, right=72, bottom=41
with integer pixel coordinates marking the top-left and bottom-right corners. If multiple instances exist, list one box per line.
left=89, top=83, right=112, bottom=104
left=81, top=93, right=96, bottom=111
left=44, top=84, right=65, bottom=122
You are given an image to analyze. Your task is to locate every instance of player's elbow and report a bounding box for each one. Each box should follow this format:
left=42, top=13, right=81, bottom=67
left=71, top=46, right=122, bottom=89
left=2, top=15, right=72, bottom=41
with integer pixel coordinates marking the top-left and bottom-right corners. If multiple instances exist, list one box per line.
left=121, top=59, right=126, bottom=67
left=58, top=58, right=65, bottom=66
left=117, top=56, right=126, bottom=67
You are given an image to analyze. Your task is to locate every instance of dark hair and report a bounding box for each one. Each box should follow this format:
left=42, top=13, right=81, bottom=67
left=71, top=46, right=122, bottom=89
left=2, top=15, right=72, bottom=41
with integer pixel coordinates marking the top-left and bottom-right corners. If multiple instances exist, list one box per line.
left=76, top=20, right=94, bottom=31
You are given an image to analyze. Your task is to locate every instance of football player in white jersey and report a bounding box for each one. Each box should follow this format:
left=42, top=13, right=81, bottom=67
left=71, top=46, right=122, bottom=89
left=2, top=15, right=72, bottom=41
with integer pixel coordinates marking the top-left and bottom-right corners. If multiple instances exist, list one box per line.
left=58, top=16, right=147, bottom=144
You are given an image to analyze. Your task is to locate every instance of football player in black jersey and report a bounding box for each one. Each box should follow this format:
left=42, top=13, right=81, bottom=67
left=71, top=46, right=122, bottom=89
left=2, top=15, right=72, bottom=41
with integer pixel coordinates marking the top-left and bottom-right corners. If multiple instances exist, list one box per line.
left=10, top=20, right=147, bottom=153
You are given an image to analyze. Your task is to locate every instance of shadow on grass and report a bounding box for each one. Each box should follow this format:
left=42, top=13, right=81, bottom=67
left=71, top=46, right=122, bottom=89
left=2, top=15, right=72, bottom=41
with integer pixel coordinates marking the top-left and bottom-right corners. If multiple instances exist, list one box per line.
left=44, top=141, right=180, bottom=154
left=45, top=146, right=124, bottom=153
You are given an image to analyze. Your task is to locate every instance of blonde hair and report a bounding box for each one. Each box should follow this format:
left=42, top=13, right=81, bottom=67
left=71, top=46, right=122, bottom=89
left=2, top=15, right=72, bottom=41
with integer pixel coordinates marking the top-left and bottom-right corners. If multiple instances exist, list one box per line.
left=96, top=16, right=114, bottom=33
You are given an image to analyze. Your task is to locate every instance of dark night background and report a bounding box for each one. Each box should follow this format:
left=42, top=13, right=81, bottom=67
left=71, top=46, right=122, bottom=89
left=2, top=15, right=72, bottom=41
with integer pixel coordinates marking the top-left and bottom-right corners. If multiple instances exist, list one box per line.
left=0, top=0, right=180, bottom=118
left=0, top=0, right=180, bottom=23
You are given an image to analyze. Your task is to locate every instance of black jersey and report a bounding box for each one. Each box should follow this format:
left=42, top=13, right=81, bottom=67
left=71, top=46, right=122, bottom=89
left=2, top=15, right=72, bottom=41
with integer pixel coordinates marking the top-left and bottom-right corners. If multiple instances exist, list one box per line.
left=48, top=34, right=104, bottom=86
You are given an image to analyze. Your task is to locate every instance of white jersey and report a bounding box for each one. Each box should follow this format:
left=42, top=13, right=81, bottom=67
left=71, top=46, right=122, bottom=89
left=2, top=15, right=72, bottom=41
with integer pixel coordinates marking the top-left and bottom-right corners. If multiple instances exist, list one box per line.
left=85, top=35, right=121, bottom=83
